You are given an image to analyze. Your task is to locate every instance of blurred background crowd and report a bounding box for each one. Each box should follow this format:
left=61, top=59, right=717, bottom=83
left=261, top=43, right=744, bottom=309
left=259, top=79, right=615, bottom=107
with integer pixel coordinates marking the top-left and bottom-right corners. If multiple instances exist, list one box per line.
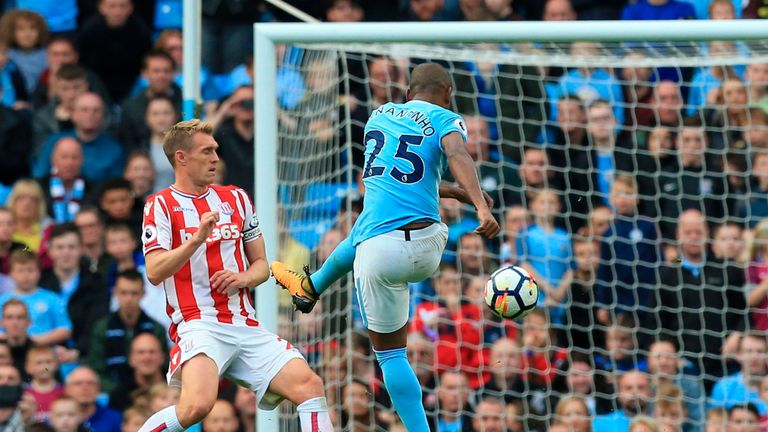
left=0, top=0, right=767, bottom=432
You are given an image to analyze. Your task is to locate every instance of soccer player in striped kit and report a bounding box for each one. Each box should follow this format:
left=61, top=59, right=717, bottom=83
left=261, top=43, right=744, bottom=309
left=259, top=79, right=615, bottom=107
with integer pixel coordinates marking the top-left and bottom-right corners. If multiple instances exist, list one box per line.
left=138, top=120, right=332, bottom=432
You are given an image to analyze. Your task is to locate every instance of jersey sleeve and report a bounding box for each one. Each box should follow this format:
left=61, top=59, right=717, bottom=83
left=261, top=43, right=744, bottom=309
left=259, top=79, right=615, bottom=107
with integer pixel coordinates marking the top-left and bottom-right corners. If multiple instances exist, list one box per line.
left=235, top=189, right=262, bottom=243
left=435, top=109, right=468, bottom=142
left=142, top=194, right=172, bottom=254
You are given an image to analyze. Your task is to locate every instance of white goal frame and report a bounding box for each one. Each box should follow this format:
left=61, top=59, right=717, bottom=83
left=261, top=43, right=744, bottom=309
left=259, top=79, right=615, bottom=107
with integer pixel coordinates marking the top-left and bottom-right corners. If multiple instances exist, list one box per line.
left=252, top=19, right=768, bottom=431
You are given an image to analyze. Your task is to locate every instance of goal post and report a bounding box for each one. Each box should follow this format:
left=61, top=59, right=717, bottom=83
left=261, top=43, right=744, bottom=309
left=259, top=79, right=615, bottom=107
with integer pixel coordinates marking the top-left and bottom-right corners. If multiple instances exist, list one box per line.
left=253, top=19, right=768, bottom=431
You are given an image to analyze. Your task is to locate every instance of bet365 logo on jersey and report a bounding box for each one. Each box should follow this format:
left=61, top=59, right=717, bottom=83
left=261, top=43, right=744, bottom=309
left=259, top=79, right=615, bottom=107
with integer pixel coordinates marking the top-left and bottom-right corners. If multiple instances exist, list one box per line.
left=179, top=224, right=241, bottom=243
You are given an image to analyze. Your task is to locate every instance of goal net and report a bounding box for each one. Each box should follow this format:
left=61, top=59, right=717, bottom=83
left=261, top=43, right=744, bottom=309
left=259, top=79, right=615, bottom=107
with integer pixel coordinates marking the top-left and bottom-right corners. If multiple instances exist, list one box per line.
left=264, top=30, right=768, bottom=432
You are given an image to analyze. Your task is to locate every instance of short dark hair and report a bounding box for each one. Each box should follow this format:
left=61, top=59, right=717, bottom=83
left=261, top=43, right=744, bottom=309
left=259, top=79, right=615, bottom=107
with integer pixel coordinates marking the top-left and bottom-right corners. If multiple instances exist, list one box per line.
left=116, top=268, right=144, bottom=284
left=147, top=95, right=177, bottom=114
left=105, top=223, right=133, bottom=237
left=55, top=63, right=87, bottom=82
left=9, top=249, right=39, bottom=270
left=728, top=403, right=760, bottom=419
left=50, top=222, right=81, bottom=243
left=682, top=116, right=704, bottom=129
left=142, top=48, right=176, bottom=70
left=99, top=178, right=132, bottom=199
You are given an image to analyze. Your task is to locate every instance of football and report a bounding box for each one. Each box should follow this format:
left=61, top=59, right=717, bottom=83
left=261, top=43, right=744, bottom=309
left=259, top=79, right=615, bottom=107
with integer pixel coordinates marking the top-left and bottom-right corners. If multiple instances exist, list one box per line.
left=484, top=265, right=539, bottom=319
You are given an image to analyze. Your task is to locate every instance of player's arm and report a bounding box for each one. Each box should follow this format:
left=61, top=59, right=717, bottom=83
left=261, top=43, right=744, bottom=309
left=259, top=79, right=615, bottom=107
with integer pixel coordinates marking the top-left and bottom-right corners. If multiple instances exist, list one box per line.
left=442, top=131, right=500, bottom=238
left=439, top=183, right=494, bottom=209
left=210, top=236, right=269, bottom=295
left=146, top=211, right=220, bottom=285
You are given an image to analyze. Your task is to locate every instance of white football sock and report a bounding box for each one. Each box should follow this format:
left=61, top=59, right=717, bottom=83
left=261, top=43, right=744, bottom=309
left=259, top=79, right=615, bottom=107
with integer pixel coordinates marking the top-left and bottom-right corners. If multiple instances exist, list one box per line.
left=138, top=405, right=184, bottom=432
left=297, top=397, right=334, bottom=432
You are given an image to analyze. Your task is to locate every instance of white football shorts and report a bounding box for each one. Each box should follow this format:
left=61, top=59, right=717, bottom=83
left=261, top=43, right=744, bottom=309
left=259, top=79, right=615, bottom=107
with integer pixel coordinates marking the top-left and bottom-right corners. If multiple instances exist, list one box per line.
left=167, top=320, right=304, bottom=410
left=353, top=222, right=448, bottom=333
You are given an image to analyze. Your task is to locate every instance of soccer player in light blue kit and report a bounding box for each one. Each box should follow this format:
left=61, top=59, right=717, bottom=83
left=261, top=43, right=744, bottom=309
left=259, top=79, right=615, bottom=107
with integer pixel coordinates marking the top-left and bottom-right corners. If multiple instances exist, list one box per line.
left=273, top=63, right=499, bottom=430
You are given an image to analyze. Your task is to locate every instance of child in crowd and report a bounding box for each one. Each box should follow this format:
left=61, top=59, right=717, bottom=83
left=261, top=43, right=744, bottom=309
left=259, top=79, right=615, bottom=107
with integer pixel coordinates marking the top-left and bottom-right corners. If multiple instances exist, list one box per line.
left=201, top=400, right=240, bottom=432
left=705, top=407, right=727, bottom=432
left=596, top=175, right=659, bottom=328
left=711, top=222, right=745, bottom=263
left=98, top=178, right=141, bottom=236
left=121, top=407, right=151, bottom=432
left=0, top=249, right=71, bottom=345
left=0, top=10, right=48, bottom=95
left=104, top=223, right=143, bottom=295
left=654, top=383, right=686, bottom=432
left=24, top=345, right=64, bottom=422
left=500, top=205, right=529, bottom=264
left=143, top=96, right=177, bottom=192
left=594, top=314, right=647, bottom=372
left=647, top=339, right=704, bottom=430
left=49, top=396, right=84, bottom=432
left=516, top=189, right=572, bottom=323
left=523, top=308, right=568, bottom=389
left=478, top=337, right=525, bottom=404
left=566, top=237, right=602, bottom=351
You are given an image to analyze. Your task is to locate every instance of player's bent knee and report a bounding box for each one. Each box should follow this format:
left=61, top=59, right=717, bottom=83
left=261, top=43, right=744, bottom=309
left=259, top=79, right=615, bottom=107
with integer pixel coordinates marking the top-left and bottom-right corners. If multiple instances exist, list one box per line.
left=176, top=398, right=216, bottom=426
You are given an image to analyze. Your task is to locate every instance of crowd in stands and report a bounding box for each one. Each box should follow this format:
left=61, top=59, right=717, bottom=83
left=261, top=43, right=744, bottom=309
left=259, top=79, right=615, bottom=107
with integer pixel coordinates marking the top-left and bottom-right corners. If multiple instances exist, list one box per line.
left=0, top=0, right=765, bottom=432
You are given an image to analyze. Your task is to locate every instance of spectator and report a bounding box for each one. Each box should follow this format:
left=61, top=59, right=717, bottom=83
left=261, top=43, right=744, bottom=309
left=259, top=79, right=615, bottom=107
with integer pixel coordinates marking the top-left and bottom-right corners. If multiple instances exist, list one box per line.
left=514, top=147, right=560, bottom=208
left=34, top=92, right=125, bottom=183
left=201, top=400, right=239, bottom=432
left=516, top=189, right=572, bottom=317
left=542, top=0, right=577, bottom=20
left=407, top=0, right=446, bottom=21
left=64, top=366, right=121, bottom=432
left=705, top=407, right=727, bottom=432
left=653, top=383, right=685, bottom=432
left=32, top=64, right=89, bottom=155
left=233, top=386, right=256, bottom=432
left=73, top=207, right=108, bottom=276
left=647, top=338, right=704, bottom=430
left=0, top=364, right=37, bottom=431
left=411, top=262, right=484, bottom=386
left=506, top=402, right=525, bottom=432
left=0, top=94, right=33, bottom=200
left=0, top=252, right=71, bottom=345
left=711, top=221, right=745, bottom=263
left=500, top=205, right=529, bottom=264
left=108, top=333, right=165, bottom=411
left=629, top=416, right=661, bottom=432
left=0, top=207, right=27, bottom=276
left=97, top=178, right=141, bottom=237
left=745, top=63, right=768, bottom=105
left=522, top=308, right=568, bottom=397
left=657, top=209, right=747, bottom=386
left=103, top=223, right=142, bottom=292
left=710, top=333, right=768, bottom=415
left=556, top=42, right=624, bottom=126
left=340, top=378, right=379, bottom=430
left=37, top=137, right=90, bottom=224
left=213, top=86, right=255, bottom=195
left=0, top=40, right=30, bottom=111
left=686, top=41, right=742, bottom=117
left=553, top=395, right=592, bottom=432
left=123, top=151, right=155, bottom=202
left=739, top=151, right=768, bottom=228
left=7, top=180, right=53, bottom=263
left=566, top=237, right=601, bottom=351
left=39, top=223, right=108, bottom=357
left=727, top=404, right=761, bottom=432
left=121, top=406, right=150, bottom=432
left=444, top=116, right=521, bottom=212
left=0, top=299, right=34, bottom=376
left=0, top=10, right=49, bottom=95
left=131, top=97, right=174, bottom=193
left=49, top=395, right=84, bottom=432
left=705, top=77, right=751, bottom=156
left=478, top=338, right=524, bottom=403
left=725, top=152, right=750, bottom=218
left=593, top=370, right=653, bottom=432
left=458, top=232, right=492, bottom=276
left=471, top=397, right=505, bottom=432
left=595, top=175, right=660, bottom=329
left=24, top=345, right=64, bottom=423
left=428, top=371, right=473, bottom=432
left=658, top=117, right=726, bottom=239
left=748, top=221, right=768, bottom=331
left=621, top=51, right=655, bottom=128
left=325, top=0, right=365, bottom=22
left=407, top=332, right=438, bottom=408
left=621, top=0, right=696, bottom=20
left=594, top=315, right=648, bottom=372
left=120, top=50, right=180, bottom=152
left=652, top=81, right=684, bottom=129
left=32, top=37, right=111, bottom=110
left=555, top=354, right=613, bottom=415
left=744, top=107, right=768, bottom=148
left=88, top=269, right=166, bottom=392
left=77, top=0, right=151, bottom=103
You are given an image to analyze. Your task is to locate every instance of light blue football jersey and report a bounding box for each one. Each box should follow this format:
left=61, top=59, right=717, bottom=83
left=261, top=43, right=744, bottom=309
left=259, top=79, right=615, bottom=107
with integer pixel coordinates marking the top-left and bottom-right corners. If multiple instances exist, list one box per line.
left=351, top=100, right=467, bottom=246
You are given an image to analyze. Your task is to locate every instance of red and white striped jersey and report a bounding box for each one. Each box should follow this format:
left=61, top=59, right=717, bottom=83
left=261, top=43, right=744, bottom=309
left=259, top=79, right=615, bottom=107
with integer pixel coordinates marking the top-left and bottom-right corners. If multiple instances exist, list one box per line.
left=142, top=184, right=262, bottom=341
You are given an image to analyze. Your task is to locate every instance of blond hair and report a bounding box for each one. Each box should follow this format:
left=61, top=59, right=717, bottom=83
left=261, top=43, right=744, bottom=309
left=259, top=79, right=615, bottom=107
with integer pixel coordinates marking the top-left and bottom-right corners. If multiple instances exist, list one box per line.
left=7, top=179, right=46, bottom=222
left=162, top=119, right=214, bottom=167
left=554, top=395, right=591, bottom=431
left=629, top=416, right=660, bottom=432
left=655, top=383, right=683, bottom=411
left=747, top=219, right=768, bottom=263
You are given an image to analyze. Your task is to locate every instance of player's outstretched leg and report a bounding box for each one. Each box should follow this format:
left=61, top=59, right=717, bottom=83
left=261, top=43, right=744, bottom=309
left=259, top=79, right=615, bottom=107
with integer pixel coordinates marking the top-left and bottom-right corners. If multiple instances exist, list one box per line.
left=371, top=326, right=431, bottom=432
left=139, top=355, right=219, bottom=432
left=268, top=358, right=334, bottom=431
left=271, top=236, right=356, bottom=313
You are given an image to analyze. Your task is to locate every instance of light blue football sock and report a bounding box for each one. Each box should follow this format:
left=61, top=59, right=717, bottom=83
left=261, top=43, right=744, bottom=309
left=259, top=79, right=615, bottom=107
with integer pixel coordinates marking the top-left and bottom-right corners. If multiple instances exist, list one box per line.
left=309, top=236, right=356, bottom=295
left=374, top=347, right=430, bottom=432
